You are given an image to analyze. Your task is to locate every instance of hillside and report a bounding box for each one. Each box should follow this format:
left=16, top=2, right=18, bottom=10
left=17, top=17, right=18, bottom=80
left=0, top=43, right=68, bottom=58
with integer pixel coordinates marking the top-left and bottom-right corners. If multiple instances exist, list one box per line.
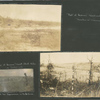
left=0, top=15, right=60, bottom=51
left=41, top=62, right=100, bottom=70
left=0, top=15, right=60, bottom=28
left=41, top=62, right=100, bottom=81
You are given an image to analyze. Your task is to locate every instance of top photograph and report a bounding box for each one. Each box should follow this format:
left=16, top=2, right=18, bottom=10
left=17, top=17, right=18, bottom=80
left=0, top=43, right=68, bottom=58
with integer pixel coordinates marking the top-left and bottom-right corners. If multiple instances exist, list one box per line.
left=0, top=4, right=61, bottom=51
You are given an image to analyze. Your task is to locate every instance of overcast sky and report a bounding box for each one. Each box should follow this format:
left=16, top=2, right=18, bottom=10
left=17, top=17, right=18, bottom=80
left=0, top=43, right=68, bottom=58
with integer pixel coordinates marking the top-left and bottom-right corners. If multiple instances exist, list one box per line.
left=0, top=4, right=61, bottom=22
left=41, top=52, right=100, bottom=64
left=0, top=69, right=33, bottom=76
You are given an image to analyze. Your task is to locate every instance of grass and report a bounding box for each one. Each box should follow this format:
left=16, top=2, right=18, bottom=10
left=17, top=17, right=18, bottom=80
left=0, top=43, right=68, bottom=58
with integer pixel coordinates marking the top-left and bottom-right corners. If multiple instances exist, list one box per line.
left=40, top=78, right=100, bottom=97
left=40, top=63, right=100, bottom=97
left=0, top=28, right=60, bottom=51
left=0, top=16, right=61, bottom=51
left=0, top=76, right=34, bottom=92
left=0, top=16, right=60, bottom=28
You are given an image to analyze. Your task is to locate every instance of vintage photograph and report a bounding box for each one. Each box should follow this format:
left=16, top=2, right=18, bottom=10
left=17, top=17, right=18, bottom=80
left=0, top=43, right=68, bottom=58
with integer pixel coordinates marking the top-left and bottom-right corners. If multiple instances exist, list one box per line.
left=40, top=52, right=100, bottom=97
left=0, top=4, right=61, bottom=51
left=0, top=69, right=34, bottom=92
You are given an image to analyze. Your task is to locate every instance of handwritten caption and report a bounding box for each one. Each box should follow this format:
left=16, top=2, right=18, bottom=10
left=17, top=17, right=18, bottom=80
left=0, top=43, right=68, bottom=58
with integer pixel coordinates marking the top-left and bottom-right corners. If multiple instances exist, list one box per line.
left=67, top=13, right=100, bottom=22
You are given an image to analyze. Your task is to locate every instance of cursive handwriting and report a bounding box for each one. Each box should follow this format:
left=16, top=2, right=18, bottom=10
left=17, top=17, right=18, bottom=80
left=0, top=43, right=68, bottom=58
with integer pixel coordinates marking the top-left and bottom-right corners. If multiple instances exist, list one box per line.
left=67, top=13, right=100, bottom=22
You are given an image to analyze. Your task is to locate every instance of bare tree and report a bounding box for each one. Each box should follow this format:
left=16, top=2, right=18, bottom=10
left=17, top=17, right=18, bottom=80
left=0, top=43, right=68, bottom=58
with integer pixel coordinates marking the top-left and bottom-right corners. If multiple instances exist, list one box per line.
left=87, top=56, right=93, bottom=85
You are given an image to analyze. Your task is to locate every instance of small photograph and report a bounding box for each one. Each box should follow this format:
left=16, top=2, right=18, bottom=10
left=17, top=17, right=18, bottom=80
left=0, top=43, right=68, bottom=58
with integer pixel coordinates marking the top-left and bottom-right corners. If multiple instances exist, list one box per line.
left=40, top=52, right=100, bottom=97
left=0, top=69, right=34, bottom=92
left=0, top=4, right=61, bottom=51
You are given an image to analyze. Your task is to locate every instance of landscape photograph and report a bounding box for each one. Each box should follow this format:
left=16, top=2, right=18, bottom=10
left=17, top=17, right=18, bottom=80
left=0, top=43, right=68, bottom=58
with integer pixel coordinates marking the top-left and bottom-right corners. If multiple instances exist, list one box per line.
left=40, top=52, right=100, bottom=97
left=0, top=69, right=34, bottom=92
left=0, top=4, right=61, bottom=51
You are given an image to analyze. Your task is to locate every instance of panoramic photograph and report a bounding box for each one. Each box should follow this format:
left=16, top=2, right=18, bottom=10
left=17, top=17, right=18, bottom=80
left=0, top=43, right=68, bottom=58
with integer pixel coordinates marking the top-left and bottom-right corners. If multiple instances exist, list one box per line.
left=40, top=52, right=100, bottom=97
left=0, top=69, right=34, bottom=92
left=0, top=4, right=61, bottom=51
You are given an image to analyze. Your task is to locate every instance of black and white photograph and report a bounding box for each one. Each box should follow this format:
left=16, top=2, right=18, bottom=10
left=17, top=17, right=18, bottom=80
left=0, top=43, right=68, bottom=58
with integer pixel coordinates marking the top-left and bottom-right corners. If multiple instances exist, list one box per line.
left=0, top=4, right=61, bottom=51
left=0, top=52, right=39, bottom=96
left=0, top=69, right=34, bottom=92
left=40, top=52, right=100, bottom=97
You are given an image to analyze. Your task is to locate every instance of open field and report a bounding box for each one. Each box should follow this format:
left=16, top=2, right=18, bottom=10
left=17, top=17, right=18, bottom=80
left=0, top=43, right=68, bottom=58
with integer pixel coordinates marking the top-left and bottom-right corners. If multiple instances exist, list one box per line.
left=0, top=16, right=60, bottom=51
left=0, top=76, right=33, bottom=92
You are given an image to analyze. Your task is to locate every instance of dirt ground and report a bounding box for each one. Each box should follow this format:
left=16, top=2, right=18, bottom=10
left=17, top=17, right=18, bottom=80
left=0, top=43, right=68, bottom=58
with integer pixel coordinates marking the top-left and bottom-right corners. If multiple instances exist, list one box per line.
left=0, top=76, right=33, bottom=92
left=0, top=17, right=61, bottom=51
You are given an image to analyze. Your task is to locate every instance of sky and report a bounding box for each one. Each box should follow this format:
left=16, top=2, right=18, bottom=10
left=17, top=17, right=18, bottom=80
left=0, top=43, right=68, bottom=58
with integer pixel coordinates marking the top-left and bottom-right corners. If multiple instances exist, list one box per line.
left=41, top=52, right=100, bottom=64
left=0, top=4, right=61, bottom=22
left=0, top=69, right=33, bottom=76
